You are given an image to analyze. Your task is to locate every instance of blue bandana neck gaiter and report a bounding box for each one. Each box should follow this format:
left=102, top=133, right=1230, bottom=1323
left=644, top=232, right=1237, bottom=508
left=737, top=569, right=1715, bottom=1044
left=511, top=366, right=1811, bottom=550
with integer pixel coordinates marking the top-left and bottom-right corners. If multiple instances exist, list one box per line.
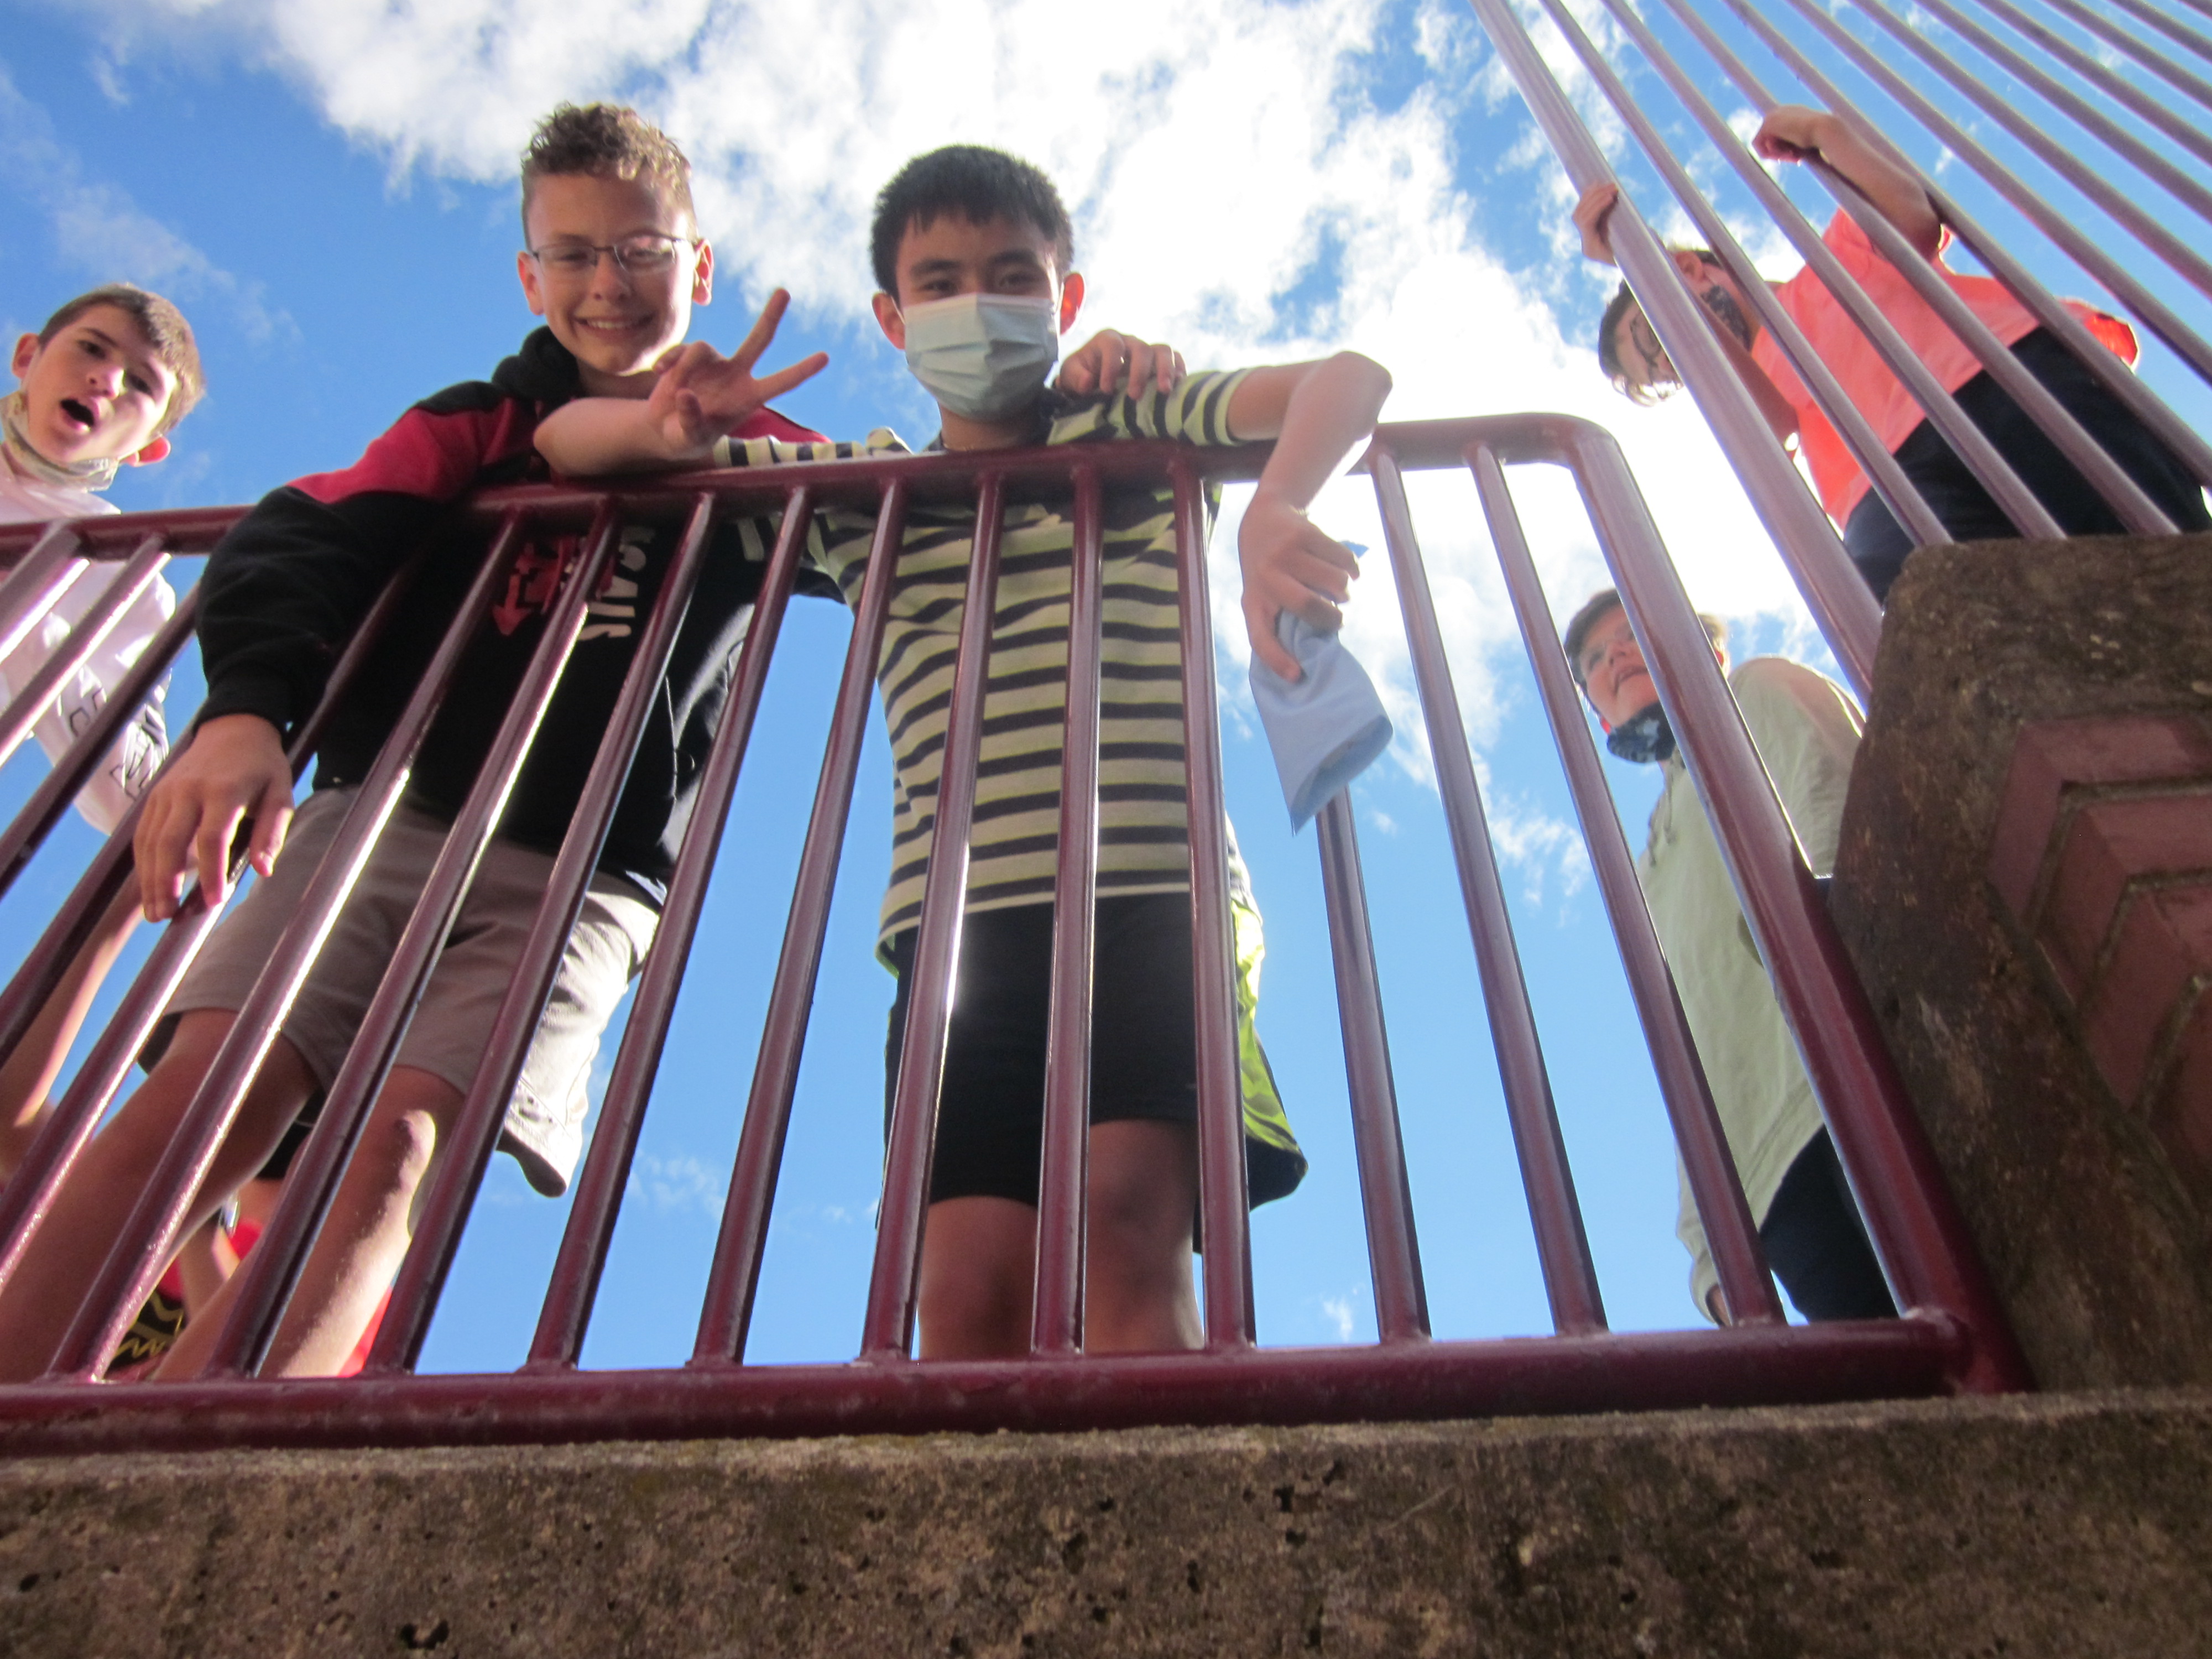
left=1605, top=703, right=1676, bottom=765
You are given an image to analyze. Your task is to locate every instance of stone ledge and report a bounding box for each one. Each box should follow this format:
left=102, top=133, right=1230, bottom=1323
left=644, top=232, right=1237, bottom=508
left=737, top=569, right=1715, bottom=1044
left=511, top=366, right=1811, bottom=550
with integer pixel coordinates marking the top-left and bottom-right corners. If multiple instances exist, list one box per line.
left=2, top=1389, right=2208, bottom=1657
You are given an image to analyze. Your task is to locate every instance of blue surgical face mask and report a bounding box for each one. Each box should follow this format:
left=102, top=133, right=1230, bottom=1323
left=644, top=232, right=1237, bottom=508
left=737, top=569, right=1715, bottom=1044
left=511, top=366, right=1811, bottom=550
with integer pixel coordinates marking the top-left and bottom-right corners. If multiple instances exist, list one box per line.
left=900, top=293, right=1061, bottom=421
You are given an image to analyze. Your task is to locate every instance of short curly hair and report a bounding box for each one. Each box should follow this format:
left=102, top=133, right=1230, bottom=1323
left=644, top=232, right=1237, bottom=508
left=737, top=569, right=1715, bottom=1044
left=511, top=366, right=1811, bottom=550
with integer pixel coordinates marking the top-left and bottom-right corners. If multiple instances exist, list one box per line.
left=37, top=284, right=204, bottom=432
left=521, top=103, right=695, bottom=232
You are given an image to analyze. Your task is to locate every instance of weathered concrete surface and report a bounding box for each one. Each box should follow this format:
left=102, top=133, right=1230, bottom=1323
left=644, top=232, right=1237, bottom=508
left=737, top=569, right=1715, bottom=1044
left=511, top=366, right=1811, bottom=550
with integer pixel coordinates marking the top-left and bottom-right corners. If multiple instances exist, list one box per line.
left=1830, top=533, right=2212, bottom=1388
left=1, top=1390, right=2208, bottom=1657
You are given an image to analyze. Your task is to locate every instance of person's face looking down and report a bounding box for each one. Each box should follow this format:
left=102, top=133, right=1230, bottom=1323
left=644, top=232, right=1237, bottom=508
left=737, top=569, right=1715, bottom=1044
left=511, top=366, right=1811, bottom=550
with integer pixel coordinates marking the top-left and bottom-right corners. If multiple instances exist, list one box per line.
left=1610, top=252, right=1757, bottom=401
left=1577, top=604, right=1661, bottom=731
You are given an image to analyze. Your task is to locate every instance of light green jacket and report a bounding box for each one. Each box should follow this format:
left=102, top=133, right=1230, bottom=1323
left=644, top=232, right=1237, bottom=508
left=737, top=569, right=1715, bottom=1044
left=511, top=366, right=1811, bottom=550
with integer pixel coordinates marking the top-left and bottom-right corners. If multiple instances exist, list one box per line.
left=1635, top=657, right=1863, bottom=1319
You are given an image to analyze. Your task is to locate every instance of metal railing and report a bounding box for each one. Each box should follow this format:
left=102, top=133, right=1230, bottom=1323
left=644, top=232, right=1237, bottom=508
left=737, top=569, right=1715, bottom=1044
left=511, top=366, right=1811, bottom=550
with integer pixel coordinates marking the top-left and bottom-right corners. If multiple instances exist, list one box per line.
left=1467, top=0, right=2212, bottom=698
left=0, top=419, right=2023, bottom=1455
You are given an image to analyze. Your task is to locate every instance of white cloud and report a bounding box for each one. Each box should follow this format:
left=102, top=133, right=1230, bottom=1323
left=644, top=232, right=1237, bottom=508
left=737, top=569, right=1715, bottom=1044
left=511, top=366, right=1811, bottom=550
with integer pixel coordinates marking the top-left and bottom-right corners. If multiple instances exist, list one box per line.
left=89, top=0, right=1814, bottom=741
left=1320, top=1292, right=1357, bottom=1340
left=625, top=1150, right=724, bottom=1219
left=0, top=61, right=293, bottom=344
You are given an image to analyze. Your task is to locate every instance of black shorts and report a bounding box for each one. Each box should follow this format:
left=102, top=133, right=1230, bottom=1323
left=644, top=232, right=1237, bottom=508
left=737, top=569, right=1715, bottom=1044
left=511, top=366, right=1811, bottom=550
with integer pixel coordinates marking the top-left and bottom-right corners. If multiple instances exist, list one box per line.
left=883, top=893, right=1300, bottom=1208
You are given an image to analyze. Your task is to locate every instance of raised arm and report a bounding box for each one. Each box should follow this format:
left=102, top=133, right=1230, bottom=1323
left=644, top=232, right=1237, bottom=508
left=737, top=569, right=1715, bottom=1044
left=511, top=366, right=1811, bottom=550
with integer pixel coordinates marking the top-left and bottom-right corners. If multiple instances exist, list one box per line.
left=1224, top=352, right=1394, bottom=681
left=1754, top=106, right=1940, bottom=259
left=534, top=290, right=827, bottom=476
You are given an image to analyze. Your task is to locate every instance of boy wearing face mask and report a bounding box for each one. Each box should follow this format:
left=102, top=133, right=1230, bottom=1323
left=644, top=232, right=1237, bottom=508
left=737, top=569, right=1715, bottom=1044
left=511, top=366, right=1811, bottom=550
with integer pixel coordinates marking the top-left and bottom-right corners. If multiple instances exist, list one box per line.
left=536, top=143, right=1393, bottom=1360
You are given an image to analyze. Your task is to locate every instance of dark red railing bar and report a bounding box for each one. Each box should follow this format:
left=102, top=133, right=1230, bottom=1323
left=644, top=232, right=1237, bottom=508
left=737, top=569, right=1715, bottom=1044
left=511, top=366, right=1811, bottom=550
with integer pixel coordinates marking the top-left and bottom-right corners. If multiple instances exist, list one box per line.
left=1674, top=0, right=2212, bottom=489
left=1561, top=417, right=2029, bottom=1391
left=1469, top=0, right=1881, bottom=698
left=1561, top=0, right=1950, bottom=550
left=691, top=487, right=905, bottom=1365
left=0, top=538, right=170, bottom=776
left=0, top=583, right=195, bottom=905
left=863, top=475, right=1009, bottom=1360
left=366, top=499, right=726, bottom=1375
left=0, top=1318, right=1960, bottom=1457
left=1470, top=436, right=1783, bottom=1327
left=2031, top=0, right=2212, bottom=118
left=0, top=528, right=87, bottom=667
left=189, top=511, right=584, bottom=1376
left=0, top=506, right=241, bottom=565
left=525, top=493, right=814, bottom=1370
left=0, top=549, right=419, bottom=1301
left=1030, top=464, right=1104, bottom=1357
left=1171, top=460, right=1257, bottom=1350
left=1368, top=442, right=1608, bottom=1335
left=1791, top=0, right=2212, bottom=305
left=1604, top=0, right=2168, bottom=539
left=1969, top=0, right=2212, bottom=172
left=2105, top=0, right=2212, bottom=66
left=41, top=511, right=568, bottom=1380
left=1313, top=794, right=1430, bottom=1343
left=1911, top=0, right=2212, bottom=231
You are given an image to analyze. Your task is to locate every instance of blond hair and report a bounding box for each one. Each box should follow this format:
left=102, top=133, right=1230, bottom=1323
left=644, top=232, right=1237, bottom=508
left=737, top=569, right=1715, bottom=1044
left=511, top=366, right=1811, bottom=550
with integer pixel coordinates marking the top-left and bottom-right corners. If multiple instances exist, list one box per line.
left=520, top=103, right=696, bottom=231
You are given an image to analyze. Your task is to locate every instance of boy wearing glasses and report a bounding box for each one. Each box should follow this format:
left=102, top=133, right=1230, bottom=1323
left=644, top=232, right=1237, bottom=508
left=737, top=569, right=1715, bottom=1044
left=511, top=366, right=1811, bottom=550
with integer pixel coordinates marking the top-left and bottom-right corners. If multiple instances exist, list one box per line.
left=0, top=101, right=839, bottom=1381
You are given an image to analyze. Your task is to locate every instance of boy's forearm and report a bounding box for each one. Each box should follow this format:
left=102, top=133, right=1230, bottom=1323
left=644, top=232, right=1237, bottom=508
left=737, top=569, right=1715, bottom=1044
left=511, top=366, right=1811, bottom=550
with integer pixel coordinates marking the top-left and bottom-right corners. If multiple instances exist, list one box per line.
left=1800, top=113, right=1940, bottom=256
left=1237, top=353, right=1394, bottom=510
left=534, top=399, right=709, bottom=476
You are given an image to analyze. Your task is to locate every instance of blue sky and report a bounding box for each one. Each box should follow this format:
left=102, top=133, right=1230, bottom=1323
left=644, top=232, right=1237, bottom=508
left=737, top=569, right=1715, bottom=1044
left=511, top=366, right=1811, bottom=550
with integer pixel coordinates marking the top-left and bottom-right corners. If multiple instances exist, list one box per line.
left=3, top=0, right=2209, bottom=1372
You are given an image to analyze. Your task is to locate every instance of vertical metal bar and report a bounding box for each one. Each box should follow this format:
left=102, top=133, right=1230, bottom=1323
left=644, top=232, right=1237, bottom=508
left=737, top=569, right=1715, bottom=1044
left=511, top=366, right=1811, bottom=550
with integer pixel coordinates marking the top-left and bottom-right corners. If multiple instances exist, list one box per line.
left=1562, top=418, right=2029, bottom=1390
left=690, top=485, right=905, bottom=1366
left=0, top=528, right=87, bottom=667
left=0, top=539, right=170, bottom=777
left=2105, top=0, right=2212, bottom=66
left=1922, top=0, right=2212, bottom=225
left=0, top=582, right=193, bottom=904
left=862, top=474, right=1007, bottom=1360
left=525, top=489, right=811, bottom=1369
left=41, top=510, right=564, bottom=1380
left=1030, top=464, right=1104, bottom=1357
left=0, top=549, right=421, bottom=1297
left=1467, top=0, right=1882, bottom=699
left=1673, top=0, right=2212, bottom=484
left=1471, top=439, right=1783, bottom=1327
left=367, top=495, right=735, bottom=1375
left=2032, top=0, right=2212, bottom=120
left=1967, top=0, right=2212, bottom=171
left=199, top=504, right=665, bottom=1378
left=1368, top=444, right=1607, bottom=1335
left=1557, top=0, right=1955, bottom=550
left=1313, top=794, right=1430, bottom=1343
left=1171, top=460, right=1256, bottom=1350
left=1587, top=0, right=2169, bottom=537
left=1788, top=0, right=2212, bottom=302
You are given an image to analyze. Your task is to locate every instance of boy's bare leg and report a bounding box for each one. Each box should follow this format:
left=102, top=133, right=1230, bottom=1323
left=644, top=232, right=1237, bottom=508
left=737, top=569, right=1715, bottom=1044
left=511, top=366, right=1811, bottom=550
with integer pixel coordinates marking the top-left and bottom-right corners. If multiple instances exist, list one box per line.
left=0, top=884, right=143, bottom=1177
left=0, top=1008, right=313, bottom=1381
left=1082, top=1120, right=1201, bottom=1354
left=171, top=1213, right=241, bottom=1316
left=157, top=1065, right=455, bottom=1380
left=914, top=1119, right=1203, bottom=1360
left=916, top=1195, right=1036, bottom=1359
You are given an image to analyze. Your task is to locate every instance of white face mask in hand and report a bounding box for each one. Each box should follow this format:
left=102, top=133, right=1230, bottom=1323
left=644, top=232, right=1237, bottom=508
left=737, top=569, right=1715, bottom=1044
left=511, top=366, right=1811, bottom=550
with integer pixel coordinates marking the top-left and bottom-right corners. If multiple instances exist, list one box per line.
left=900, top=293, right=1061, bottom=421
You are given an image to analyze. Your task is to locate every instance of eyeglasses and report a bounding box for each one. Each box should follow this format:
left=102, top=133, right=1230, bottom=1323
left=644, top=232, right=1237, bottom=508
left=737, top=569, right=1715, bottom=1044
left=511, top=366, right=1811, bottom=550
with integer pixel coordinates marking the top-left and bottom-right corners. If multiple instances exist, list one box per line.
left=526, top=234, right=696, bottom=280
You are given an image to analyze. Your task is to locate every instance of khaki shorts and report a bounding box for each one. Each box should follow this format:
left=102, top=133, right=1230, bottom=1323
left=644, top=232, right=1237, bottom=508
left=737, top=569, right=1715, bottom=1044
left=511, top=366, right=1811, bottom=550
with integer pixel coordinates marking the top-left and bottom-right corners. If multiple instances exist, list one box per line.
left=164, top=787, right=659, bottom=1196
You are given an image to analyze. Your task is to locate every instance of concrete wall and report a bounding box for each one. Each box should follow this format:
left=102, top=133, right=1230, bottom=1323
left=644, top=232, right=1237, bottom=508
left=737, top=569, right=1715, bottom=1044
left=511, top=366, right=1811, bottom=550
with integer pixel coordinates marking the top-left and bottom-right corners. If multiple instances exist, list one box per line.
left=1829, top=533, right=2212, bottom=1387
left=2, top=1390, right=2209, bottom=1657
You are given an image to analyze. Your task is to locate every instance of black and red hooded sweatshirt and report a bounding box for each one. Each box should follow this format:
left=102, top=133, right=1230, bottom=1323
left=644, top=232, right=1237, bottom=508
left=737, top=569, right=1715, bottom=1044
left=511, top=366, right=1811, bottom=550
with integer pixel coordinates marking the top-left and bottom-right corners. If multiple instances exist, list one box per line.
left=196, top=327, right=831, bottom=904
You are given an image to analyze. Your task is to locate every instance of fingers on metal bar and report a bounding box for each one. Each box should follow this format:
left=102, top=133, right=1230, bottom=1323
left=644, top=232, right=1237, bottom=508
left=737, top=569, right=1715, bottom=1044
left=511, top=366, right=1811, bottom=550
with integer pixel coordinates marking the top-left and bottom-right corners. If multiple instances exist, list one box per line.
left=1466, top=439, right=1782, bottom=1328
left=693, top=483, right=899, bottom=1366
left=1365, top=444, right=1604, bottom=1335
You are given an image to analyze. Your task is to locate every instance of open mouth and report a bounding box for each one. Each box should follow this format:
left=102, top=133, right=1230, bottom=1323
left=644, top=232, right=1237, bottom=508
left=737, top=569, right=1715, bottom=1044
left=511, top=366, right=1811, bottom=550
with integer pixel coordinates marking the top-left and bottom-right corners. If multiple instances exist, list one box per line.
left=57, top=398, right=97, bottom=433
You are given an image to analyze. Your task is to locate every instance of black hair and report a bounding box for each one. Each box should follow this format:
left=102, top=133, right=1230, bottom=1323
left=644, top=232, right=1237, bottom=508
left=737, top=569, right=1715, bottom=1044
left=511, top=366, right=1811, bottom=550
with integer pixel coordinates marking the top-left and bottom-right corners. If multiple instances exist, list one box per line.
left=869, top=145, right=1074, bottom=296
